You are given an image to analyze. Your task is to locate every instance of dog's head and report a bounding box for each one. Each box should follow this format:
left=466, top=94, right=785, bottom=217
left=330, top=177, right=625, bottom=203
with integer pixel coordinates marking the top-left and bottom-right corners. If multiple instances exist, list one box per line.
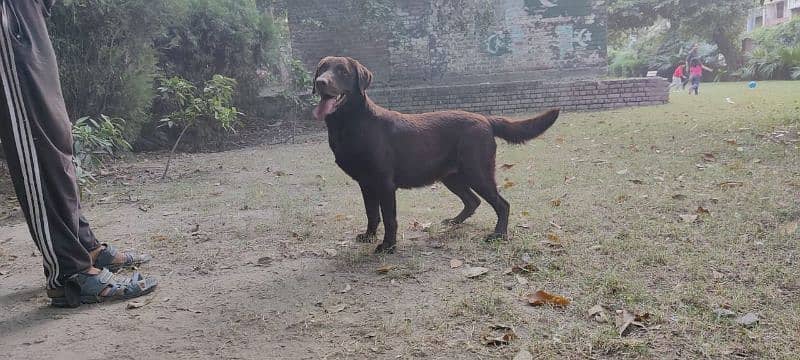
left=312, top=56, right=373, bottom=121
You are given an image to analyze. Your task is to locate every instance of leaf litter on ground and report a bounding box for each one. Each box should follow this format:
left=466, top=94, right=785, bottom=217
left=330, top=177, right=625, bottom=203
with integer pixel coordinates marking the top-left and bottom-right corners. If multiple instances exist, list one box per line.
left=526, top=290, right=570, bottom=307
left=482, top=324, right=516, bottom=346
left=615, top=309, right=651, bottom=336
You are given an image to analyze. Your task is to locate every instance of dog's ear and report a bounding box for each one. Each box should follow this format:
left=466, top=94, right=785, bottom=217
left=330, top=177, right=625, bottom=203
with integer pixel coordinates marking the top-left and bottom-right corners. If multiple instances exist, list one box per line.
left=347, top=57, right=372, bottom=96
left=312, top=57, right=329, bottom=95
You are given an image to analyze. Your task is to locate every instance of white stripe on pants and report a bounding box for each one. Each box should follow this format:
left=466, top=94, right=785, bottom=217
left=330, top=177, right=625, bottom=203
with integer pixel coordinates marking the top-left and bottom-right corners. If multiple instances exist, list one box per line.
left=0, top=2, right=61, bottom=288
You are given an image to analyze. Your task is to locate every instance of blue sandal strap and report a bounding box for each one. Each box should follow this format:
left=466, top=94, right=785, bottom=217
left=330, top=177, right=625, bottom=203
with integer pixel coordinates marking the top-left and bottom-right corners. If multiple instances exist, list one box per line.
left=94, top=243, right=152, bottom=272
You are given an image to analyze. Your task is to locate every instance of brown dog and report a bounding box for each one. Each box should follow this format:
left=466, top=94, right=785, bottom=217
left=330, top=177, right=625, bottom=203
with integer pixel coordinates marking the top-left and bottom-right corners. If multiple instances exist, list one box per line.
left=313, top=56, right=558, bottom=253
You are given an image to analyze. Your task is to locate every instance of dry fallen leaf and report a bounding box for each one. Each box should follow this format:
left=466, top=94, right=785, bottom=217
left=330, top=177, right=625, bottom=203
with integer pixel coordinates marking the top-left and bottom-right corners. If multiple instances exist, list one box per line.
left=550, top=198, right=562, bottom=207
left=672, top=194, right=687, bottom=200
left=327, top=304, right=347, bottom=313
left=679, top=214, right=699, bottom=223
left=695, top=206, right=711, bottom=216
left=150, top=235, right=168, bottom=242
left=713, top=308, right=735, bottom=318
left=702, top=153, right=717, bottom=162
left=449, top=259, right=464, bottom=269
left=126, top=300, right=149, bottom=310
left=376, top=264, right=395, bottom=274
left=410, top=221, right=432, bottom=232
left=736, top=312, right=759, bottom=327
left=482, top=325, right=516, bottom=346
left=464, top=267, right=490, bottom=278
left=502, top=179, right=515, bottom=189
left=526, top=290, right=570, bottom=307
left=588, top=304, right=610, bottom=323
left=334, top=214, right=346, bottom=221
left=542, top=233, right=564, bottom=248
left=508, top=262, right=537, bottom=274
left=615, top=309, right=650, bottom=336
left=724, top=138, right=737, bottom=145
left=719, top=181, right=744, bottom=189
left=628, top=179, right=645, bottom=185
left=500, top=163, right=516, bottom=170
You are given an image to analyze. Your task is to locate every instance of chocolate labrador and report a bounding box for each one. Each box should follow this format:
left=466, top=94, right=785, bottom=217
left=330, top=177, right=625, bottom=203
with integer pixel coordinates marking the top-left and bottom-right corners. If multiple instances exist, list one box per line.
left=312, top=56, right=558, bottom=253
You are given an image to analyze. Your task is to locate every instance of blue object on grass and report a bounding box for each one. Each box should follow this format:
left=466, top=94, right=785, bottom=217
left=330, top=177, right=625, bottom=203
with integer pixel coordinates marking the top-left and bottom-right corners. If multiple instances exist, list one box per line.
left=748, top=81, right=757, bottom=89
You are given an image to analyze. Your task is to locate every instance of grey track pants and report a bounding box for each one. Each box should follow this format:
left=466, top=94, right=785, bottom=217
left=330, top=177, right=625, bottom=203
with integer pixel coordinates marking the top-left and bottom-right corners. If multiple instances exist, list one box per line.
left=0, top=0, right=100, bottom=289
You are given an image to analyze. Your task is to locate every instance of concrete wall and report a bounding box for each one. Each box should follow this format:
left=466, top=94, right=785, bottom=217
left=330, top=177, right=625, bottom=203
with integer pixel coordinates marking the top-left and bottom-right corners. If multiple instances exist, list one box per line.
left=368, top=77, right=669, bottom=115
left=288, top=0, right=607, bottom=88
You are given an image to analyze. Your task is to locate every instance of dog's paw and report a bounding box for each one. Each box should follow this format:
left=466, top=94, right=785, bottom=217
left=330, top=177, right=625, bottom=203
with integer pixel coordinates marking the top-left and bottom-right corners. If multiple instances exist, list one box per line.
left=374, top=243, right=396, bottom=254
left=484, top=233, right=507, bottom=242
left=356, top=233, right=377, bottom=243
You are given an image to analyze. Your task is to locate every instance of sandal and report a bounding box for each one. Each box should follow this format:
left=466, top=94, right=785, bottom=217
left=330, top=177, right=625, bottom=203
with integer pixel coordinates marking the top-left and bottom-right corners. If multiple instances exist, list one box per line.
left=94, top=243, right=152, bottom=272
left=48, top=268, right=158, bottom=308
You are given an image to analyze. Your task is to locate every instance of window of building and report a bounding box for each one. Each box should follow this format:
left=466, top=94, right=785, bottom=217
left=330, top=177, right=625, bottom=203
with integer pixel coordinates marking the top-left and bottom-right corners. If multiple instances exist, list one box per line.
left=755, top=15, right=763, bottom=27
left=777, top=1, right=786, bottom=18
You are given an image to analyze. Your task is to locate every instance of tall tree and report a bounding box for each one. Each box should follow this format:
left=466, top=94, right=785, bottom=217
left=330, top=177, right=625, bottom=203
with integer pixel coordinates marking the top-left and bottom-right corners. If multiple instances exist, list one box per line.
left=671, top=1, right=752, bottom=69
left=609, top=0, right=757, bottom=70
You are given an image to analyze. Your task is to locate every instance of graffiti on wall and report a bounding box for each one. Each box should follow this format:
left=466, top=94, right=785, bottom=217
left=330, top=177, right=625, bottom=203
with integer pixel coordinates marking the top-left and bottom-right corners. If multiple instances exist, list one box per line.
left=486, top=30, right=513, bottom=56
left=554, top=22, right=605, bottom=59
left=524, top=0, right=591, bottom=18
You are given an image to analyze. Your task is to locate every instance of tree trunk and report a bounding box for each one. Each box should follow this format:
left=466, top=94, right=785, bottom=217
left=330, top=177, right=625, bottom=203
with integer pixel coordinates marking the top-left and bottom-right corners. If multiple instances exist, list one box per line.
left=713, top=31, right=743, bottom=71
left=161, top=125, right=190, bottom=182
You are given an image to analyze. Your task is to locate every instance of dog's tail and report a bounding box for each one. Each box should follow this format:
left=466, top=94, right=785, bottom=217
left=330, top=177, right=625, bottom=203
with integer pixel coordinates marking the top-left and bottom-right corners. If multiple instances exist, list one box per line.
left=488, top=108, right=560, bottom=144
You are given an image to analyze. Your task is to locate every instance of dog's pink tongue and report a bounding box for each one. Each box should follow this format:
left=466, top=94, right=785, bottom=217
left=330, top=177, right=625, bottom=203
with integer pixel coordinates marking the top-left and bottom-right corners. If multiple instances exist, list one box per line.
left=313, top=98, right=337, bottom=121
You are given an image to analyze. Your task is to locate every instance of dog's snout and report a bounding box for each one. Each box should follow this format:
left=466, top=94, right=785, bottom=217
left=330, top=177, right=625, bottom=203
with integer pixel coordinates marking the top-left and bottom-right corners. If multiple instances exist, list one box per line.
left=315, top=78, right=328, bottom=89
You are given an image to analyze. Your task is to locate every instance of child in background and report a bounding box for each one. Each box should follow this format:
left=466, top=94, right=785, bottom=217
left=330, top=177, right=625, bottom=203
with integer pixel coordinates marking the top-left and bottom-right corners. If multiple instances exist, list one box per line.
left=688, top=58, right=713, bottom=95
left=669, top=64, right=686, bottom=92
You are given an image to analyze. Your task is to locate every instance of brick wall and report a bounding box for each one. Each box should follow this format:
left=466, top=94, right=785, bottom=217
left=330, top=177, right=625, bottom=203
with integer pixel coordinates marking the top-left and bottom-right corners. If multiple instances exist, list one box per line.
left=368, top=77, right=669, bottom=115
left=287, top=0, right=607, bottom=88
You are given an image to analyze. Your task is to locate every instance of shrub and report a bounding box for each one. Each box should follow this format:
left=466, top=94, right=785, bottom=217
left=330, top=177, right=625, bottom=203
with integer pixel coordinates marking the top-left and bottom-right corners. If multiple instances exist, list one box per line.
left=71, top=115, right=131, bottom=186
left=157, top=75, right=241, bottom=179
left=49, top=0, right=168, bottom=142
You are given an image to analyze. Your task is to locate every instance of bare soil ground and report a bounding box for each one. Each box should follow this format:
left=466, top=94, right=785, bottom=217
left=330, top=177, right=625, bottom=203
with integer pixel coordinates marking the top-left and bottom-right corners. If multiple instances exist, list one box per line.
left=1, top=82, right=799, bottom=359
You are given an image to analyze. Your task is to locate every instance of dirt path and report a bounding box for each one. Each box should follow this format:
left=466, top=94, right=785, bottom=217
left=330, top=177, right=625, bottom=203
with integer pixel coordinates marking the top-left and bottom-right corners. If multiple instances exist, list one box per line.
left=0, top=138, right=525, bottom=360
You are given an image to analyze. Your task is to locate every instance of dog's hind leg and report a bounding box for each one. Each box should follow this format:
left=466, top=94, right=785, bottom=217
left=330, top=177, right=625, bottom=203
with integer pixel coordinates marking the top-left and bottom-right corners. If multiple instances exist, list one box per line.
left=468, top=179, right=510, bottom=242
left=441, top=174, right=481, bottom=225
left=458, top=136, right=510, bottom=241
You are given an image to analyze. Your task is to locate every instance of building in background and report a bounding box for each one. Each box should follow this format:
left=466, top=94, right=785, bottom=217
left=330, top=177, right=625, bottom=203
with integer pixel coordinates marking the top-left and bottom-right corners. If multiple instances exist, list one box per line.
left=743, top=0, right=800, bottom=52
left=746, top=0, right=800, bottom=32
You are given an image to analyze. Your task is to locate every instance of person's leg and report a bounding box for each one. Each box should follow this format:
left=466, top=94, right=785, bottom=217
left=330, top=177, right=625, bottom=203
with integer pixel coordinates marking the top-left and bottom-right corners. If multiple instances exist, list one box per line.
left=0, top=0, right=91, bottom=288
left=0, top=1, right=155, bottom=304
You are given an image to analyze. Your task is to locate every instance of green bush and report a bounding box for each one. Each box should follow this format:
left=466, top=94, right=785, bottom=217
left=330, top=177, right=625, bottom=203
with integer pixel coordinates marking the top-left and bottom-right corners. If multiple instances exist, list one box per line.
left=740, top=18, right=800, bottom=80
left=71, top=115, right=131, bottom=186
left=49, top=0, right=299, bottom=150
left=155, top=0, right=285, bottom=119
left=49, top=0, right=169, bottom=143
left=157, top=74, right=240, bottom=179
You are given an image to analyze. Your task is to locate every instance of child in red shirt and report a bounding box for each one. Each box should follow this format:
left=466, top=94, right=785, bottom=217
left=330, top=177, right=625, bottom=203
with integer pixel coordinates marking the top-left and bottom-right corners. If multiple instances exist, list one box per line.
left=688, top=59, right=713, bottom=95
left=669, top=64, right=686, bottom=92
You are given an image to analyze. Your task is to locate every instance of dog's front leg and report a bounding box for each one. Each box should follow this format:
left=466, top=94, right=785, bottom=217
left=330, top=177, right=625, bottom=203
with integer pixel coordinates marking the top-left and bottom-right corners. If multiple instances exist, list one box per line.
left=356, top=182, right=380, bottom=242
left=374, top=182, right=398, bottom=254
